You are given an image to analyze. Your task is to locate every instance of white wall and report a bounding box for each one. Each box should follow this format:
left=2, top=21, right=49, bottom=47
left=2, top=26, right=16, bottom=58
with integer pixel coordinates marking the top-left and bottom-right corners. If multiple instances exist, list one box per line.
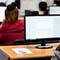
left=46, top=0, right=54, bottom=6
left=6, top=0, right=15, bottom=5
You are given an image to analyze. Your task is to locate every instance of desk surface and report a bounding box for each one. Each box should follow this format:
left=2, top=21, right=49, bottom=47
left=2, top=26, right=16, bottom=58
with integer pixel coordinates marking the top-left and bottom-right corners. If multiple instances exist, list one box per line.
left=0, top=43, right=60, bottom=60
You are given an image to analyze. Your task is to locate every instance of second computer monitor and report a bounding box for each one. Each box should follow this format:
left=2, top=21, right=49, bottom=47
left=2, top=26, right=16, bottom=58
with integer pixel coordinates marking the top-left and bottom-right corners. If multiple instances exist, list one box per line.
left=49, top=6, right=60, bottom=15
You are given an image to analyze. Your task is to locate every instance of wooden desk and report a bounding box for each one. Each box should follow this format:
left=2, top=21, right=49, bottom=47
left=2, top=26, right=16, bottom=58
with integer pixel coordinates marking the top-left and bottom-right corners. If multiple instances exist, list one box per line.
left=0, top=43, right=60, bottom=60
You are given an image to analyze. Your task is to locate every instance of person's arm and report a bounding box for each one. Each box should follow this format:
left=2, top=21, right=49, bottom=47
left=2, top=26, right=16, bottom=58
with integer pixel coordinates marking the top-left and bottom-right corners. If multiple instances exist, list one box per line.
left=51, top=50, right=60, bottom=60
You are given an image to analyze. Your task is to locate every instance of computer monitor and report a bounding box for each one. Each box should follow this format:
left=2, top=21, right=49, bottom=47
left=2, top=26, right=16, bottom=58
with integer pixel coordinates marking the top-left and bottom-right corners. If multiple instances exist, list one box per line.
left=0, top=7, right=6, bottom=22
left=49, top=6, right=60, bottom=15
left=25, top=15, right=60, bottom=49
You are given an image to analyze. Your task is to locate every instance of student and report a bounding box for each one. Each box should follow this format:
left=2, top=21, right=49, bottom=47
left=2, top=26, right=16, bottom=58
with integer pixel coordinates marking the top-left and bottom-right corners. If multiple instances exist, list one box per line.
left=15, top=0, right=20, bottom=9
left=6, top=0, right=15, bottom=6
left=31, top=1, right=49, bottom=16
left=54, top=0, right=60, bottom=6
left=0, top=2, right=6, bottom=6
left=0, top=0, right=6, bottom=6
left=38, top=1, right=49, bottom=15
left=0, top=2, right=24, bottom=45
left=51, top=45, right=60, bottom=60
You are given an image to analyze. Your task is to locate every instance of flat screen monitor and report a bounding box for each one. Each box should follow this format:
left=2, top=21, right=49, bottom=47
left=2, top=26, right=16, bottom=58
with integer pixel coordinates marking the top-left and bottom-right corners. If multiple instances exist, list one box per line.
left=25, top=15, right=60, bottom=49
left=0, top=7, right=6, bottom=22
left=49, top=6, right=60, bottom=15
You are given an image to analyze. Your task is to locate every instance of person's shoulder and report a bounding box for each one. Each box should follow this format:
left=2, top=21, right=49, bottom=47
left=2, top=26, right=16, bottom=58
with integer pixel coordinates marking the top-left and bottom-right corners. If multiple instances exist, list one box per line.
left=18, top=20, right=24, bottom=23
left=16, top=20, right=24, bottom=25
left=44, top=9, right=49, bottom=15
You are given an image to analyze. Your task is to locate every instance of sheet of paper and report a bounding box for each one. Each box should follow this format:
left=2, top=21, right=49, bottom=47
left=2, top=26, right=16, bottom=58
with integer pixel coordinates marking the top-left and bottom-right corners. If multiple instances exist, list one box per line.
left=12, top=48, right=32, bottom=54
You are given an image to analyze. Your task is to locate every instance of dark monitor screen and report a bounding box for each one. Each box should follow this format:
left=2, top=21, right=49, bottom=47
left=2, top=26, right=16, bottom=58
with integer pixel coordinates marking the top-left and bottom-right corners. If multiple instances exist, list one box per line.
left=25, top=15, right=60, bottom=48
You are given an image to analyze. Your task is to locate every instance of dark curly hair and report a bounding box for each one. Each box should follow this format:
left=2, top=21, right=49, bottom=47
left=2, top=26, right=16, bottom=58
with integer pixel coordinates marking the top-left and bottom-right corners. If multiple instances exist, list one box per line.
left=39, top=2, right=47, bottom=11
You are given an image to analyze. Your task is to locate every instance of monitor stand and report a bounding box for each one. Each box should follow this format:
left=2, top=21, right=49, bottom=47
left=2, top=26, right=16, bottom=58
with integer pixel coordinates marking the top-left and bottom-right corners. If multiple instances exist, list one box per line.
left=36, top=41, right=53, bottom=49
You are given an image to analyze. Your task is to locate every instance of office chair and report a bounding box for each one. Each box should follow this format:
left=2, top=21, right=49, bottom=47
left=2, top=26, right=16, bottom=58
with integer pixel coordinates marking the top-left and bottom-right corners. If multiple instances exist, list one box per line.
left=13, top=39, right=25, bottom=45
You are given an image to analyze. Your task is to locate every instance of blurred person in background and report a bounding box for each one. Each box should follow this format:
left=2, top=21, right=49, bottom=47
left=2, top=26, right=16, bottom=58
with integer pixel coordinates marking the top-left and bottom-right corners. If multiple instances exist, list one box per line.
left=54, top=0, right=60, bottom=6
left=38, top=1, right=49, bottom=15
left=31, top=1, right=49, bottom=16
left=15, top=0, right=20, bottom=9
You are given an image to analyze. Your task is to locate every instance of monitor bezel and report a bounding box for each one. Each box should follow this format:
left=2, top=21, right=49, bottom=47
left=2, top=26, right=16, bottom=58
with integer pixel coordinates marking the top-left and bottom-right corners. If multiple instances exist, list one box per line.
left=24, top=15, right=60, bottom=43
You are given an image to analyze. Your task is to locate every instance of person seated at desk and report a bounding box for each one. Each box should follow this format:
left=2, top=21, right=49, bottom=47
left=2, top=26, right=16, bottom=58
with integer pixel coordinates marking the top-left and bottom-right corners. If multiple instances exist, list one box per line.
left=0, top=2, right=24, bottom=45
left=54, top=0, right=60, bottom=6
left=38, top=1, right=49, bottom=15
left=15, top=0, right=20, bottom=9
left=25, top=1, right=49, bottom=16
left=0, top=2, right=6, bottom=6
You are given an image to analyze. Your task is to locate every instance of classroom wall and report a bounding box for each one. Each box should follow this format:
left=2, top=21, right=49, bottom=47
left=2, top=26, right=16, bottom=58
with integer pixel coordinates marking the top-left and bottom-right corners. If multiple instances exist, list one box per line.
left=45, top=0, right=54, bottom=6
left=6, top=0, right=15, bottom=5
